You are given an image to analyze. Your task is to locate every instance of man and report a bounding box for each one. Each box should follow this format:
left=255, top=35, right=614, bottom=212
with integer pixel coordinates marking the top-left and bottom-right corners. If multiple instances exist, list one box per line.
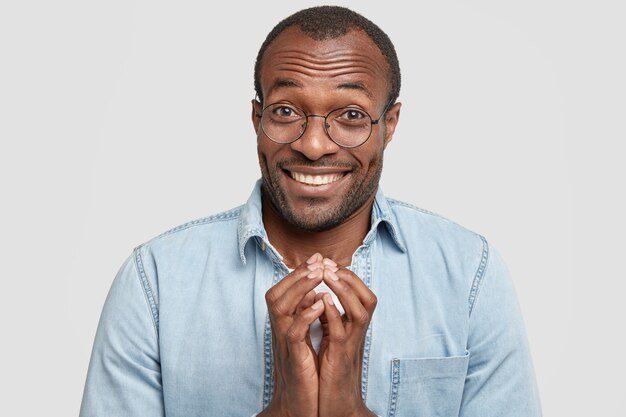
left=80, top=6, right=542, bottom=417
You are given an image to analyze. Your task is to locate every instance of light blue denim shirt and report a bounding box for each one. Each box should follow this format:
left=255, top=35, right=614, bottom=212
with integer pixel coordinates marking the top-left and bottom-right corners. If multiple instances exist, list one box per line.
left=80, top=180, right=542, bottom=417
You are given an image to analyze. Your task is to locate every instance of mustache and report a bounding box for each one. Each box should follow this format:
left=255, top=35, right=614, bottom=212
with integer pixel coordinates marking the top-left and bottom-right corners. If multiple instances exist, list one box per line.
left=276, top=156, right=355, bottom=169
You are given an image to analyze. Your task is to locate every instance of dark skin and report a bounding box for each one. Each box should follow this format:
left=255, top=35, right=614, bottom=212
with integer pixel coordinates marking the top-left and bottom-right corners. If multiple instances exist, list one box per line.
left=253, top=27, right=401, bottom=417
left=261, top=190, right=374, bottom=268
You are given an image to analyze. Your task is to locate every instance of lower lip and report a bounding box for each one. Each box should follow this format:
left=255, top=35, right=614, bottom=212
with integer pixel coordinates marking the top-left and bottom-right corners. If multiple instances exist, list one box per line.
left=282, top=170, right=349, bottom=197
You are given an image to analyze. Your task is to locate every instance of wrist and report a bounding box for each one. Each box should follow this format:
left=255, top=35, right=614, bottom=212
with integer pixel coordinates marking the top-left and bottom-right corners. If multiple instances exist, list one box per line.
left=260, top=397, right=316, bottom=417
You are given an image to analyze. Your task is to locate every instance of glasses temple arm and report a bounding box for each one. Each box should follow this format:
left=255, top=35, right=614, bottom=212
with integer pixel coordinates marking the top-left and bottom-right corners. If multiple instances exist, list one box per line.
left=371, top=99, right=395, bottom=125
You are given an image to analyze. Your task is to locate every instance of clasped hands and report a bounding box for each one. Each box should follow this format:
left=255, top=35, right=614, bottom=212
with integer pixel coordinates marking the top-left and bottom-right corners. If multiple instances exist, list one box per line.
left=259, top=253, right=378, bottom=417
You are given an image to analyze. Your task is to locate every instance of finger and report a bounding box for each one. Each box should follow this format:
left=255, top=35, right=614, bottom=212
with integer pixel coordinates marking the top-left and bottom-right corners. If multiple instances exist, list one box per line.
left=295, top=289, right=317, bottom=315
left=266, top=253, right=324, bottom=320
left=265, top=253, right=323, bottom=306
left=333, top=268, right=378, bottom=314
left=317, top=292, right=328, bottom=330
left=270, top=267, right=325, bottom=322
left=323, top=269, right=371, bottom=331
left=268, top=262, right=320, bottom=361
left=286, top=299, right=325, bottom=361
left=321, top=292, right=345, bottom=344
left=322, top=257, right=338, bottom=269
left=307, top=252, right=323, bottom=265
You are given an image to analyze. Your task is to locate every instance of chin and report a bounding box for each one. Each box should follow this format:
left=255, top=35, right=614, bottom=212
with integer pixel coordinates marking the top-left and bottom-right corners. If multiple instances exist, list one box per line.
left=260, top=158, right=383, bottom=232
left=285, top=206, right=349, bottom=232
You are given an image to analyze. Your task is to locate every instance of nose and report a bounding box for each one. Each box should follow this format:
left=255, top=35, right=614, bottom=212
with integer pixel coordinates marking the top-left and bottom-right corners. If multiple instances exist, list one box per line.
left=289, top=115, right=340, bottom=161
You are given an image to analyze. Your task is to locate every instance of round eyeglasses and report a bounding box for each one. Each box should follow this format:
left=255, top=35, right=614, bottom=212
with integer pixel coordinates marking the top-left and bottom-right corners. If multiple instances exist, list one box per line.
left=255, top=100, right=393, bottom=148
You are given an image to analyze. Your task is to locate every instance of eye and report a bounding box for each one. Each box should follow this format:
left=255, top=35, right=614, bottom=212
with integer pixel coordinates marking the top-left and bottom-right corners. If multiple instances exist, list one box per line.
left=338, top=108, right=367, bottom=121
left=269, top=105, right=300, bottom=119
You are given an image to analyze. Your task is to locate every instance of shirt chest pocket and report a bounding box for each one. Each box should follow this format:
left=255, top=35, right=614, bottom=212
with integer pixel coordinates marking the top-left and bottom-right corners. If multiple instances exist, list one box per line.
left=387, top=352, right=469, bottom=417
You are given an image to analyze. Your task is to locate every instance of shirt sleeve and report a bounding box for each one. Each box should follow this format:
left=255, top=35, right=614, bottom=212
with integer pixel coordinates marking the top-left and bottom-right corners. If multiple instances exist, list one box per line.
left=460, top=244, right=542, bottom=417
left=79, top=252, right=165, bottom=417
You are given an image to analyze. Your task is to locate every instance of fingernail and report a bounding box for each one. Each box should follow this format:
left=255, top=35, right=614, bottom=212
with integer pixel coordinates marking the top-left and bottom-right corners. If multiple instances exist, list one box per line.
left=311, top=299, right=324, bottom=310
left=325, top=294, right=335, bottom=306
left=326, top=266, right=339, bottom=273
left=307, top=268, right=322, bottom=279
left=307, top=253, right=321, bottom=264
left=307, top=262, right=321, bottom=271
left=326, top=269, right=339, bottom=282
left=322, top=258, right=337, bottom=267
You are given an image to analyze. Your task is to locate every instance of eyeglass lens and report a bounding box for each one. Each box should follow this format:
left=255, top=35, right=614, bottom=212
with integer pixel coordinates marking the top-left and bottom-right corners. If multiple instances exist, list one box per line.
left=261, top=104, right=373, bottom=147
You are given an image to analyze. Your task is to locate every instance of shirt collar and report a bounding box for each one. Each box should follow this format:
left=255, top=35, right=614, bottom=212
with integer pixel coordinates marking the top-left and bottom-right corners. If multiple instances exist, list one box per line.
left=237, top=179, right=406, bottom=265
left=367, top=186, right=407, bottom=253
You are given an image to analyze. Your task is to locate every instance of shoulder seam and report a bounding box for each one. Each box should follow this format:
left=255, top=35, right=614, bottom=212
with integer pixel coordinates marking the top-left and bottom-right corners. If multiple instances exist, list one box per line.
left=386, top=198, right=466, bottom=230
left=386, top=198, right=446, bottom=219
left=133, top=246, right=160, bottom=336
left=154, top=206, right=242, bottom=241
left=387, top=198, right=480, bottom=236
left=468, top=235, right=489, bottom=317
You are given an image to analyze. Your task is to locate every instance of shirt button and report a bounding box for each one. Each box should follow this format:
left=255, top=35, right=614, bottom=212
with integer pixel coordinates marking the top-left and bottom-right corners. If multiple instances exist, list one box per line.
left=261, top=241, right=266, bottom=251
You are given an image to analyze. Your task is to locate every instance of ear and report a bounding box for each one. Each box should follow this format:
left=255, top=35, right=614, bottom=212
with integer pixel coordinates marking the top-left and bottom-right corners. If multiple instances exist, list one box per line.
left=383, top=102, right=401, bottom=149
left=251, top=99, right=262, bottom=134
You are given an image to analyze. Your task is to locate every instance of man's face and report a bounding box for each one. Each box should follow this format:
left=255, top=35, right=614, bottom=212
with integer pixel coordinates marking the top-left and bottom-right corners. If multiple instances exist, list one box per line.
left=253, top=27, right=400, bottom=232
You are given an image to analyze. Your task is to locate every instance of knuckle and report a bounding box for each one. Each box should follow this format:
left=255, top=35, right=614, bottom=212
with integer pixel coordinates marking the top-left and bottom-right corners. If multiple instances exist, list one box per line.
left=265, top=288, right=278, bottom=305
left=331, top=333, right=347, bottom=344
left=355, top=310, right=370, bottom=325
left=366, top=293, right=378, bottom=309
left=294, top=276, right=308, bottom=289
left=328, top=308, right=342, bottom=320
left=269, top=302, right=287, bottom=317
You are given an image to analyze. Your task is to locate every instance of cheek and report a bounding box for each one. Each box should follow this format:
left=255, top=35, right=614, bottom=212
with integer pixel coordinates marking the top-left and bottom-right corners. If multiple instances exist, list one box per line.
left=256, top=143, right=269, bottom=172
left=353, top=141, right=384, bottom=170
left=257, top=142, right=282, bottom=174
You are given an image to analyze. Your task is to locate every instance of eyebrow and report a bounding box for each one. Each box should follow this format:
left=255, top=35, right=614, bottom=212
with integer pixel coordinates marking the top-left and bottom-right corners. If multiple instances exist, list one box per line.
left=336, top=82, right=373, bottom=98
left=268, top=78, right=302, bottom=95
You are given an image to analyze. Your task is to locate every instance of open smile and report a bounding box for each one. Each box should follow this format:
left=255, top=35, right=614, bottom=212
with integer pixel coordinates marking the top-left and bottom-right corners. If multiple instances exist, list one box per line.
left=280, top=166, right=352, bottom=195
left=288, top=171, right=345, bottom=185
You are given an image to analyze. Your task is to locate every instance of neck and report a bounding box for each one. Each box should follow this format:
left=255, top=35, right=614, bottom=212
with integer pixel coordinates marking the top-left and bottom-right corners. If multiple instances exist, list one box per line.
left=262, top=193, right=376, bottom=269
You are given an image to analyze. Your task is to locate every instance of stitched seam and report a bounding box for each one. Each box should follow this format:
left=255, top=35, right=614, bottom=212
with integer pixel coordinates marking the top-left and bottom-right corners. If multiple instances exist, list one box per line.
left=154, top=207, right=242, bottom=240
left=262, top=312, right=273, bottom=408
left=370, top=199, right=406, bottom=252
left=361, top=245, right=373, bottom=403
left=239, top=228, right=266, bottom=263
left=388, top=359, right=400, bottom=417
left=263, top=261, right=285, bottom=408
left=468, top=235, right=489, bottom=317
left=387, top=198, right=447, bottom=220
left=134, top=246, right=159, bottom=336
left=388, top=198, right=477, bottom=236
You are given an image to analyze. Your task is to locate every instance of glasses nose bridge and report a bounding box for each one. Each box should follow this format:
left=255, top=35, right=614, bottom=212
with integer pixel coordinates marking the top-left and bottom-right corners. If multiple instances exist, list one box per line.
left=303, top=113, right=331, bottom=134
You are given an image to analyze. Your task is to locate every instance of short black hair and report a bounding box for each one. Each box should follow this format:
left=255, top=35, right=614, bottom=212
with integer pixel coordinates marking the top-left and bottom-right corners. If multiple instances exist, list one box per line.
left=254, top=6, right=401, bottom=105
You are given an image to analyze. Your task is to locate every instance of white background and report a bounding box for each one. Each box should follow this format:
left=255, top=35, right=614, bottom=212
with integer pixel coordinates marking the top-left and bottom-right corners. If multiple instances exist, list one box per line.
left=1, top=0, right=624, bottom=415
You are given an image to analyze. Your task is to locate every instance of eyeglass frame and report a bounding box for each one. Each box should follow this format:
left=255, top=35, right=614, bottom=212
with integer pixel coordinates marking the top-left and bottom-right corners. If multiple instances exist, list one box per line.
left=254, top=98, right=395, bottom=149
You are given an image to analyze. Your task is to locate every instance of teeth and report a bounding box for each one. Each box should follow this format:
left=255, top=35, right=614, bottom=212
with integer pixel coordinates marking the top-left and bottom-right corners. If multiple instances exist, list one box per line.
left=290, top=171, right=344, bottom=185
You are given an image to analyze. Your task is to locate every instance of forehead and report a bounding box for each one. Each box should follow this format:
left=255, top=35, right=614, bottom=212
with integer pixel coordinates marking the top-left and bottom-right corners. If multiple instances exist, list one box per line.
left=259, top=27, right=390, bottom=102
